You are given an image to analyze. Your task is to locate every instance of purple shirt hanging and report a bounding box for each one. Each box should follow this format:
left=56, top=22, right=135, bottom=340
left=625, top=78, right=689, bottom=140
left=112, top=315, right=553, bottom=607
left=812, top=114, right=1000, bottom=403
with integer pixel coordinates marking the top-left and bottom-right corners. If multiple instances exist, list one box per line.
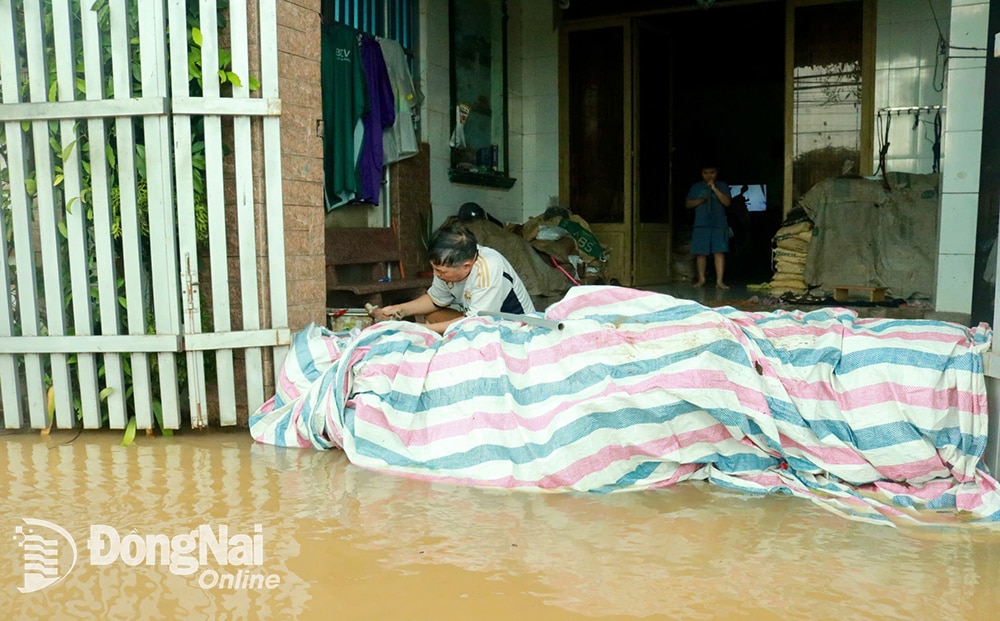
left=358, top=35, right=396, bottom=204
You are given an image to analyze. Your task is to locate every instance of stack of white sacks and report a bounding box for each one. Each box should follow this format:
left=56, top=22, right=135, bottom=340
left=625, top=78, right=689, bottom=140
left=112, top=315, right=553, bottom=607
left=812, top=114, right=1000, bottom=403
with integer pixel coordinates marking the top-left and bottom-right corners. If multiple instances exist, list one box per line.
left=769, top=220, right=814, bottom=295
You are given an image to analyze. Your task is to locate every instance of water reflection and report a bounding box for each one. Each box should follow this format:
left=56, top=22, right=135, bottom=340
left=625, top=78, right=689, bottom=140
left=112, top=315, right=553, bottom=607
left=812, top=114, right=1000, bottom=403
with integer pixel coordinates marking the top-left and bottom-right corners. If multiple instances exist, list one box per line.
left=3, top=433, right=311, bottom=619
left=2, top=432, right=999, bottom=620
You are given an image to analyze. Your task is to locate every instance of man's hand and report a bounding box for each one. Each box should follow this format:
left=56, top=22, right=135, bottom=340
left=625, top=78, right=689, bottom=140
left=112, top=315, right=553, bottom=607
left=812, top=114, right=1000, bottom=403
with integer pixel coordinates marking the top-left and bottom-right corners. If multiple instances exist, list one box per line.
left=366, top=303, right=405, bottom=322
left=375, top=305, right=404, bottom=321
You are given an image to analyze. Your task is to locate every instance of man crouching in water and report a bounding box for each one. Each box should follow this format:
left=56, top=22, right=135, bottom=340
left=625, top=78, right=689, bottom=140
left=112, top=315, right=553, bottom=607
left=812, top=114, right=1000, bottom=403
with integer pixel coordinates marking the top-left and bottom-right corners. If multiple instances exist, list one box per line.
left=374, top=222, right=535, bottom=334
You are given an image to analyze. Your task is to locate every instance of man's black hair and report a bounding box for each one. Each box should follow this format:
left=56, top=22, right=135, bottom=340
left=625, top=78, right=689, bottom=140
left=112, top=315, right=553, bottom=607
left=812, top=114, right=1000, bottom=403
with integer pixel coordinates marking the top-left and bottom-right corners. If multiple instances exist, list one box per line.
left=427, top=222, right=478, bottom=267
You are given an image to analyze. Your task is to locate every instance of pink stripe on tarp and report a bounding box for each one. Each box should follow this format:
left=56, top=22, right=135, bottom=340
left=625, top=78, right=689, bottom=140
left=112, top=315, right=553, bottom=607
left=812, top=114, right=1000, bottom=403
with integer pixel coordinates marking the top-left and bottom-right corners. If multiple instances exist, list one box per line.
left=325, top=398, right=344, bottom=447
left=750, top=322, right=977, bottom=347
left=278, top=370, right=300, bottom=400
left=322, top=334, right=343, bottom=361
left=862, top=479, right=990, bottom=516
left=350, top=370, right=768, bottom=446
left=343, top=414, right=737, bottom=489
left=505, top=425, right=736, bottom=489
left=362, top=320, right=747, bottom=380
left=778, top=433, right=951, bottom=482
left=778, top=433, right=869, bottom=466
left=293, top=410, right=314, bottom=448
left=780, top=377, right=983, bottom=417
left=869, top=455, right=951, bottom=482
left=644, top=462, right=705, bottom=489
left=545, top=287, right=662, bottom=320
left=257, top=396, right=277, bottom=416
left=870, top=478, right=955, bottom=500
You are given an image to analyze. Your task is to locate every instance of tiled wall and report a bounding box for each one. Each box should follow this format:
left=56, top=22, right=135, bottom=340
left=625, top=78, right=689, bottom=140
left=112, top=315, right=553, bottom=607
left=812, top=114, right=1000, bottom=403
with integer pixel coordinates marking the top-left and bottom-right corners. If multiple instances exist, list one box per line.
left=936, top=0, right=990, bottom=314
left=874, top=0, right=950, bottom=174
left=516, top=1, right=560, bottom=221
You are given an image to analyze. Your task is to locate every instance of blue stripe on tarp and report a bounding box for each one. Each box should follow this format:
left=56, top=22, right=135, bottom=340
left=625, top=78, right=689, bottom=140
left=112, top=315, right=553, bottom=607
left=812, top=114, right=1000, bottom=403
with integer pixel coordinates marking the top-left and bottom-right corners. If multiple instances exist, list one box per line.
left=349, top=407, right=779, bottom=475
left=355, top=335, right=757, bottom=412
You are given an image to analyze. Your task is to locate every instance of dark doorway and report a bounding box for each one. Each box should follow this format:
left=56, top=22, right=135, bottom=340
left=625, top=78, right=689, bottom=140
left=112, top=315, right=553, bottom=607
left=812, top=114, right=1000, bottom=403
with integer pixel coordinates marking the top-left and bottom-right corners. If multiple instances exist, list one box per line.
left=647, top=3, right=786, bottom=284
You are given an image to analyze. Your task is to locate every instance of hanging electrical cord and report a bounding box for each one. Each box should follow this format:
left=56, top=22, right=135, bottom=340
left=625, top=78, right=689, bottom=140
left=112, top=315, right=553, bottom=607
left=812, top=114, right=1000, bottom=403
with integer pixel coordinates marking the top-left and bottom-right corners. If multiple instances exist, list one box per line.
left=932, top=110, right=942, bottom=173
left=927, top=0, right=947, bottom=92
left=876, top=110, right=892, bottom=190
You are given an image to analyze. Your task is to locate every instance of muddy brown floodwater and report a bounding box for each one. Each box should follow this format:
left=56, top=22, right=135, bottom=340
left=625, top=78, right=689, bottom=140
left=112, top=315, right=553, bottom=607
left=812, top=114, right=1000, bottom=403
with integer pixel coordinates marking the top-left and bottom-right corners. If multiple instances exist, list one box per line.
left=2, top=429, right=999, bottom=620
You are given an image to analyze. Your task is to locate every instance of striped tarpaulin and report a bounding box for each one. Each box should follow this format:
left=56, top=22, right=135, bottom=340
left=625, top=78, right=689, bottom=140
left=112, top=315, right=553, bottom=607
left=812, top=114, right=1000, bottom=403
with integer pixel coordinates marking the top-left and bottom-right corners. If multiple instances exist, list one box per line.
left=250, top=286, right=1000, bottom=526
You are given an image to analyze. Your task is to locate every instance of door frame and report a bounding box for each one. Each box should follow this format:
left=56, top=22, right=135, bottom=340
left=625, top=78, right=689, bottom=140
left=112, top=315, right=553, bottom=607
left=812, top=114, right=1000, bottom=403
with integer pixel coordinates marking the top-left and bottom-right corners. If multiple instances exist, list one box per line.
left=631, top=20, right=674, bottom=287
left=559, top=16, right=635, bottom=285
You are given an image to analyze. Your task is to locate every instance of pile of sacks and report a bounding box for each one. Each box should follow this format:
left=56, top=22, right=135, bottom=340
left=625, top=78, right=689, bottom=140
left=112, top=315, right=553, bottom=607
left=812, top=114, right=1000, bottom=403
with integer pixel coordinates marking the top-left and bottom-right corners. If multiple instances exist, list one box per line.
left=769, top=220, right=814, bottom=295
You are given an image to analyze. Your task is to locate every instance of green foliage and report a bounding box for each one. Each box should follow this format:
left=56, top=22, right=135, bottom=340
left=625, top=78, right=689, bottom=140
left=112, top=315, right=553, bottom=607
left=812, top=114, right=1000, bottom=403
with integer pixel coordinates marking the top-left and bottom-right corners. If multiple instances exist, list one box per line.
left=0, top=0, right=256, bottom=435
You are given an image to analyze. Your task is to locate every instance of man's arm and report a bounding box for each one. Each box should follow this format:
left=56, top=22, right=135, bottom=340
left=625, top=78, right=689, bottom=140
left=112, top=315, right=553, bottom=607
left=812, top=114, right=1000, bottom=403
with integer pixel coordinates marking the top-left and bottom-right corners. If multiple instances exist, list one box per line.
left=378, top=293, right=461, bottom=335
left=711, top=183, right=732, bottom=208
left=685, top=195, right=708, bottom=209
left=422, top=317, right=462, bottom=334
left=377, top=293, right=439, bottom=321
left=686, top=184, right=709, bottom=209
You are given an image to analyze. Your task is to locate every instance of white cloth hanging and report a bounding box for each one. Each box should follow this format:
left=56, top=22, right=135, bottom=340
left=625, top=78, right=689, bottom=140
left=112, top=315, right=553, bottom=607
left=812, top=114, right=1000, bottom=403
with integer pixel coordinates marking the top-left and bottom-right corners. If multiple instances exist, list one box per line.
left=377, top=37, right=420, bottom=164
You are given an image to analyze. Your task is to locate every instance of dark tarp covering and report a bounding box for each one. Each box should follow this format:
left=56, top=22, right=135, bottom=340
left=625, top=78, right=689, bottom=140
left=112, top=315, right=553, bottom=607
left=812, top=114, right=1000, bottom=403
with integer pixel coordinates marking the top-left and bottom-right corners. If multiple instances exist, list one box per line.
left=802, top=172, right=940, bottom=300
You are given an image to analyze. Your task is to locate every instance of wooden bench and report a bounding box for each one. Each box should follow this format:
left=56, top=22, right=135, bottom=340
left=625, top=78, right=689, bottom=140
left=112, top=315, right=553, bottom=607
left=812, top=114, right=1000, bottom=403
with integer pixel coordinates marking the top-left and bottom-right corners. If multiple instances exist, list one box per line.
left=325, top=226, right=433, bottom=307
left=832, top=285, right=887, bottom=303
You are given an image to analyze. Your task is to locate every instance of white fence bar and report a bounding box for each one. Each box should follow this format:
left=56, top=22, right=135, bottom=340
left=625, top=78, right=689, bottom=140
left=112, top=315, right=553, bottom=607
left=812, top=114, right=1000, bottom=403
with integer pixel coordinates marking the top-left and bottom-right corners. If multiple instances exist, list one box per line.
left=172, top=96, right=282, bottom=116
left=0, top=334, right=182, bottom=354
left=0, top=329, right=285, bottom=354
left=260, top=0, right=289, bottom=381
left=230, top=0, right=264, bottom=422
left=184, top=329, right=291, bottom=351
left=167, top=0, right=207, bottom=430
left=24, top=0, right=74, bottom=427
left=81, top=0, right=128, bottom=429
left=0, top=0, right=25, bottom=427
left=109, top=0, right=152, bottom=429
left=0, top=97, right=168, bottom=122
left=1, top=0, right=48, bottom=428
left=53, top=0, right=102, bottom=429
left=139, top=1, right=181, bottom=431
left=200, top=0, right=236, bottom=428
left=0, top=96, right=280, bottom=122
left=0, top=193, right=22, bottom=427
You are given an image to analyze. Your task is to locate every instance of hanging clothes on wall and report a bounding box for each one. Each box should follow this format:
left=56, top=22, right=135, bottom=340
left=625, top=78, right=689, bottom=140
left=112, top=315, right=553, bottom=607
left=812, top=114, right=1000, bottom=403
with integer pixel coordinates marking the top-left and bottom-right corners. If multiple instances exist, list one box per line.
left=357, top=34, right=395, bottom=204
left=377, top=37, right=421, bottom=164
left=322, top=22, right=367, bottom=211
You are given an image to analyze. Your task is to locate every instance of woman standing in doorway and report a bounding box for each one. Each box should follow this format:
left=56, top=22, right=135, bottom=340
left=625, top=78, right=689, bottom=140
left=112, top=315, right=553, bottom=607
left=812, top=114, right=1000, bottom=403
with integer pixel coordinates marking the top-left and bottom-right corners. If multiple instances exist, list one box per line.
left=685, top=163, right=732, bottom=289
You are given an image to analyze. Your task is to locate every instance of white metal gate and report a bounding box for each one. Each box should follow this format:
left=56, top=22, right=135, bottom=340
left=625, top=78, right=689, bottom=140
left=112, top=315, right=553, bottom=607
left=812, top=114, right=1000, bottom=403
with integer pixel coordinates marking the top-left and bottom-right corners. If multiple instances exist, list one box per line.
left=0, top=0, right=289, bottom=431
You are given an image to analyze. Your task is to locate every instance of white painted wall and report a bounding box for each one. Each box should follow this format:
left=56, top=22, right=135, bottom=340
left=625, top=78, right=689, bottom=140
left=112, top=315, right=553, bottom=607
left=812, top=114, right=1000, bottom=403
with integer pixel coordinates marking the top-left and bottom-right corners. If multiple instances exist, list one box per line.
left=418, top=0, right=558, bottom=229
